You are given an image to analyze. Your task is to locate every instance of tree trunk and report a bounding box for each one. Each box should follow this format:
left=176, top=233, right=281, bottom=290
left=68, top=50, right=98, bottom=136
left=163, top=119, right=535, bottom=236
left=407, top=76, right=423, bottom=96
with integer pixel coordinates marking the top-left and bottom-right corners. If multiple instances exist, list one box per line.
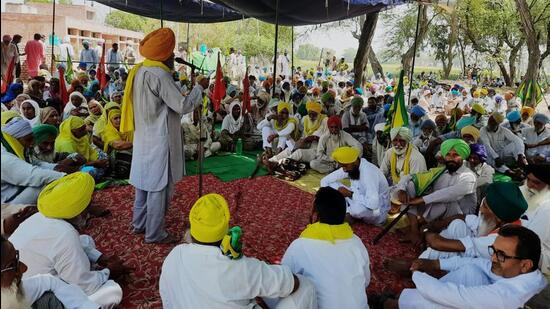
left=353, top=12, right=379, bottom=88
left=368, top=47, right=385, bottom=80
left=539, top=21, right=550, bottom=68
left=515, top=0, right=541, bottom=107
left=496, top=61, right=512, bottom=86
left=442, top=11, right=458, bottom=79
left=458, top=37, right=466, bottom=77
left=508, top=38, right=524, bottom=85
left=401, top=5, right=429, bottom=77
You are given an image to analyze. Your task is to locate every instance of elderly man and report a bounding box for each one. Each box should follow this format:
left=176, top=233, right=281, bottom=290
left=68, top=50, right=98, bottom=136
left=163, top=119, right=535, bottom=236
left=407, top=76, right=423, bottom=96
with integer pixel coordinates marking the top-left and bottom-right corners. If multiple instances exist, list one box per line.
left=282, top=187, right=371, bottom=309
left=502, top=110, right=529, bottom=136
left=342, top=97, right=369, bottom=145
left=9, top=173, right=130, bottom=308
left=160, top=193, right=317, bottom=308
left=371, top=123, right=389, bottom=167
left=1, top=117, right=76, bottom=204
left=380, top=127, right=427, bottom=185
left=382, top=225, right=547, bottom=308
left=320, top=146, right=390, bottom=225
left=479, top=112, right=526, bottom=173
left=520, top=164, right=550, bottom=213
left=79, top=41, right=98, bottom=70
left=124, top=28, right=205, bottom=244
left=310, top=116, right=362, bottom=174
left=522, top=113, right=550, bottom=162
left=269, top=101, right=327, bottom=164
left=1, top=236, right=99, bottom=308
left=395, top=139, right=477, bottom=245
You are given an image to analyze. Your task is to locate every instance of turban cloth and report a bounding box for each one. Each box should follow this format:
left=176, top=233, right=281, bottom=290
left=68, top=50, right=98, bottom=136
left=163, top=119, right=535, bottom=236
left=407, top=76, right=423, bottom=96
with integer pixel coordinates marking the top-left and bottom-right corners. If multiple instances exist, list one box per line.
left=526, top=164, right=550, bottom=185
left=257, top=91, right=271, bottom=106
left=451, top=89, right=460, bottom=96
left=1, top=111, right=20, bottom=125
left=480, top=88, right=488, bottom=96
left=460, top=125, right=480, bottom=142
left=32, top=124, right=58, bottom=144
left=321, top=92, right=334, bottom=103
left=354, top=88, right=364, bottom=95
left=471, top=103, right=486, bottom=115
left=420, top=119, right=436, bottom=130
left=485, top=182, right=527, bottom=223
left=491, top=112, right=505, bottom=124
left=533, top=113, right=549, bottom=124
left=385, top=86, right=393, bottom=92
left=331, top=146, right=360, bottom=164
left=469, top=143, right=487, bottom=162
left=495, top=95, right=503, bottom=103
left=521, top=106, right=535, bottom=118
left=277, top=101, right=291, bottom=114
left=1, top=83, right=23, bottom=104
left=504, top=91, right=514, bottom=101
left=321, top=81, right=329, bottom=88
left=440, top=138, right=470, bottom=159
left=390, top=126, right=412, bottom=142
left=38, top=172, right=95, bottom=219
left=306, top=101, right=322, bottom=114
left=139, top=28, right=175, bottom=61
left=472, top=90, right=481, bottom=98
left=312, top=88, right=321, bottom=97
left=190, top=193, right=230, bottom=243
left=268, top=98, right=279, bottom=110
left=506, top=111, right=521, bottom=123
left=327, top=115, right=341, bottom=128
left=226, top=84, right=237, bottom=96
left=1, top=117, right=32, bottom=138
left=374, top=123, right=385, bottom=132
left=456, top=116, right=476, bottom=131
left=411, top=105, right=426, bottom=117
left=350, top=96, right=364, bottom=108
left=423, top=90, right=431, bottom=96
left=435, top=114, right=448, bottom=124
left=299, top=86, right=308, bottom=95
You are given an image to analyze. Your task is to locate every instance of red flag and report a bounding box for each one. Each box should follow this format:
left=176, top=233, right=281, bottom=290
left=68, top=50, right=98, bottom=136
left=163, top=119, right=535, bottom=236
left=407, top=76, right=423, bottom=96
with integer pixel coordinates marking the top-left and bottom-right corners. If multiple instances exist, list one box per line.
left=58, top=66, right=69, bottom=106
left=96, top=44, right=107, bottom=90
left=1, top=57, right=16, bottom=93
left=211, top=53, right=226, bottom=112
left=242, top=67, right=251, bottom=113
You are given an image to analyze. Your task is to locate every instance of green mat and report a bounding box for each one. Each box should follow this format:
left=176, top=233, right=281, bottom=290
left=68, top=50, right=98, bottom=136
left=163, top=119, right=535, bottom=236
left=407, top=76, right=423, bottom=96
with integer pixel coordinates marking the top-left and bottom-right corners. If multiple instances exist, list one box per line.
left=185, top=151, right=268, bottom=182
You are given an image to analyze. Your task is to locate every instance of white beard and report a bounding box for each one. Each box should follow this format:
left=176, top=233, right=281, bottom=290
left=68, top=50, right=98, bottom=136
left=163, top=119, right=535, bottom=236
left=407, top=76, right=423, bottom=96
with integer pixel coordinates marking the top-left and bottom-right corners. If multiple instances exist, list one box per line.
left=393, top=146, right=406, bottom=155
left=1, top=281, right=30, bottom=309
left=477, top=213, right=498, bottom=237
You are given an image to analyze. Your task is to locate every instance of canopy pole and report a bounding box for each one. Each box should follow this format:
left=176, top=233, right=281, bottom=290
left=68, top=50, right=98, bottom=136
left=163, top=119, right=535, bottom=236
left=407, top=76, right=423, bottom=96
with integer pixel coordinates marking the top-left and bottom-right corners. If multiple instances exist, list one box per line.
left=186, top=23, right=190, bottom=61
left=291, top=26, right=294, bottom=79
left=160, top=0, right=164, bottom=28
left=50, top=0, right=56, bottom=73
left=407, top=3, right=422, bottom=106
left=272, top=0, right=280, bottom=96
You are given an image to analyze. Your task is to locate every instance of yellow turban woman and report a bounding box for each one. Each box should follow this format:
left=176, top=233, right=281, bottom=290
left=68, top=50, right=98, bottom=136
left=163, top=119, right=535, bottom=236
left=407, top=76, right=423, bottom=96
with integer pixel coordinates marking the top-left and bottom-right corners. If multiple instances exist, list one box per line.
left=93, top=101, right=120, bottom=138
left=304, top=101, right=326, bottom=136
left=101, top=109, right=133, bottom=152
left=55, top=116, right=99, bottom=161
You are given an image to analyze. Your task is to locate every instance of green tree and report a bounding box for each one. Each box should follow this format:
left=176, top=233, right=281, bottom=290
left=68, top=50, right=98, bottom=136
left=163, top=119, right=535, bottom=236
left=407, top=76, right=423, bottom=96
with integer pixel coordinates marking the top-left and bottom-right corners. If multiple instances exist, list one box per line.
left=296, top=44, right=321, bottom=61
left=28, top=0, right=72, bottom=4
left=105, top=11, right=157, bottom=33
left=342, top=48, right=358, bottom=62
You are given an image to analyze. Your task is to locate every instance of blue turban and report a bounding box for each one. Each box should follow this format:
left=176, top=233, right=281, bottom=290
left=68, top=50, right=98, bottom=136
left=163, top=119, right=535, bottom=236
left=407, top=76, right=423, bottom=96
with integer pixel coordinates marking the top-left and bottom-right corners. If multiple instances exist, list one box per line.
left=470, top=143, right=487, bottom=163
left=411, top=105, right=426, bottom=117
left=384, top=103, right=391, bottom=112
left=420, top=119, right=436, bottom=130
left=1, top=117, right=32, bottom=138
left=1, top=83, right=23, bottom=103
left=506, top=111, right=521, bottom=123
left=354, top=87, right=364, bottom=95
left=533, top=113, right=549, bottom=124
left=456, top=116, right=476, bottom=131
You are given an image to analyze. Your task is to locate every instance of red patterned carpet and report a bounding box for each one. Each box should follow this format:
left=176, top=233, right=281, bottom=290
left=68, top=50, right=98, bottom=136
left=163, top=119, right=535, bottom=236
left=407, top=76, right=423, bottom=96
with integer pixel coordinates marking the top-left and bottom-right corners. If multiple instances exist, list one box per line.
left=83, top=175, right=418, bottom=308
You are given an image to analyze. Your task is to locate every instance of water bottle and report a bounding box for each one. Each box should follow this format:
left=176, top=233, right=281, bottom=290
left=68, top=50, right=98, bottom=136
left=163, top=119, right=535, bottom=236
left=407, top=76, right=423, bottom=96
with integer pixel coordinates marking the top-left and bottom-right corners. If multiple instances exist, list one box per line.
left=236, top=138, right=243, bottom=155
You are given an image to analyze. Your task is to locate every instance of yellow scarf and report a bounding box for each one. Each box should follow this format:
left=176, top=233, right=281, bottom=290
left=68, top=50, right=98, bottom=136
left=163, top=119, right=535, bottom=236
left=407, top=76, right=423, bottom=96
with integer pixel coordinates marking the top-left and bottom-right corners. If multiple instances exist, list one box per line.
left=102, top=109, right=133, bottom=152
left=303, top=114, right=326, bottom=136
left=94, top=102, right=120, bottom=137
left=1, top=132, right=25, bottom=160
left=300, top=222, right=353, bottom=244
left=390, top=144, right=412, bottom=184
left=273, top=117, right=300, bottom=140
left=55, top=116, right=99, bottom=161
left=120, top=59, right=171, bottom=134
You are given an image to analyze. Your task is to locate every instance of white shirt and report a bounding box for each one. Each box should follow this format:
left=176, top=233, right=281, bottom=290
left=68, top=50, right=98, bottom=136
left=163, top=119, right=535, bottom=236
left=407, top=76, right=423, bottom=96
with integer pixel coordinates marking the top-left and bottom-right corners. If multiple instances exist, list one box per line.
left=159, top=243, right=295, bottom=309
left=522, top=127, right=550, bottom=158
left=22, top=274, right=99, bottom=309
left=479, top=126, right=525, bottom=160
left=9, top=213, right=110, bottom=295
left=380, top=146, right=427, bottom=184
left=399, top=257, right=547, bottom=309
left=523, top=200, right=550, bottom=279
left=282, top=235, right=370, bottom=309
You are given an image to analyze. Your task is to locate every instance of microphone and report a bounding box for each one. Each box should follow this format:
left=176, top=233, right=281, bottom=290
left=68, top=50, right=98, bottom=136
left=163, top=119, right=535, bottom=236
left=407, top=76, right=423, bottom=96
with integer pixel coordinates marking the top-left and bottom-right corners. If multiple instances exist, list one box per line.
left=175, top=57, right=199, bottom=71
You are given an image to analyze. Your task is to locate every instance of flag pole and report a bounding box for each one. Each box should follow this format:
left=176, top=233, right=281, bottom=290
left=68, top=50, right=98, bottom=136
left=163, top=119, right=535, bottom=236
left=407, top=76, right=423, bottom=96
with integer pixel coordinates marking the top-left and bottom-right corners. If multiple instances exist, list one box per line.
left=50, top=0, right=56, bottom=73
left=160, top=0, right=164, bottom=28
left=291, top=26, right=294, bottom=78
left=407, top=3, right=422, bottom=106
left=271, top=0, right=280, bottom=96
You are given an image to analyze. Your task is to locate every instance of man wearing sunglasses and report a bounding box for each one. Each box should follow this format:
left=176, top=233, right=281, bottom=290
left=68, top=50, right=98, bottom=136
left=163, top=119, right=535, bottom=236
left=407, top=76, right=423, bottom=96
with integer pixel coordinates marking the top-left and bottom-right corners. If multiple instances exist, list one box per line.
left=381, top=225, right=547, bottom=308
left=1, top=236, right=98, bottom=308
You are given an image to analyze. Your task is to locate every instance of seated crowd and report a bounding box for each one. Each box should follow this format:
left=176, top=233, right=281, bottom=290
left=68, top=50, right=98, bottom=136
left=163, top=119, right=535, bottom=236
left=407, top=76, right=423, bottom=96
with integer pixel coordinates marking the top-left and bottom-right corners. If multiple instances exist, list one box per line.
left=1, top=37, right=549, bottom=308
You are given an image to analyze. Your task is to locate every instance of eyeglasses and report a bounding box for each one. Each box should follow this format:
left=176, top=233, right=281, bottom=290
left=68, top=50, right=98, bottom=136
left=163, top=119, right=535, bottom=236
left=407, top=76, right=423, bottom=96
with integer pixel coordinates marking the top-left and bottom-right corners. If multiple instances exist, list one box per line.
left=0, top=250, right=19, bottom=273
left=488, top=245, right=524, bottom=263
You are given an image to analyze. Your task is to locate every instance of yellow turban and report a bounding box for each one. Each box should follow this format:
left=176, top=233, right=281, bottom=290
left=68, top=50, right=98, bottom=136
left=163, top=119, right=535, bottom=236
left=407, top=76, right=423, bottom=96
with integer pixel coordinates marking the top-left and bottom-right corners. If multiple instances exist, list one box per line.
left=139, top=28, right=175, bottom=61
left=491, top=112, right=505, bottom=124
left=480, top=88, right=488, bottom=96
left=473, top=90, right=481, bottom=98
left=1, top=111, right=20, bottom=125
left=521, top=106, right=535, bottom=118
left=471, top=103, right=486, bottom=115
left=277, top=101, right=291, bottom=114
left=331, top=146, right=360, bottom=164
left=189, top=193, right=230, bottom=243
left=38, top=172, right=95, bottom=219
left=460, top=125, right=480, bottom=142
left=305, top=101, right=322, bottom=114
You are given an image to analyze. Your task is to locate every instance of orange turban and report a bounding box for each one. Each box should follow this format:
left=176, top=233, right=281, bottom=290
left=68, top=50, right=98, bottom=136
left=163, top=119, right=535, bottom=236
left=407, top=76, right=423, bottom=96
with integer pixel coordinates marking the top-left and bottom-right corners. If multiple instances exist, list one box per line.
left=139, top=28, right=175, bottom=61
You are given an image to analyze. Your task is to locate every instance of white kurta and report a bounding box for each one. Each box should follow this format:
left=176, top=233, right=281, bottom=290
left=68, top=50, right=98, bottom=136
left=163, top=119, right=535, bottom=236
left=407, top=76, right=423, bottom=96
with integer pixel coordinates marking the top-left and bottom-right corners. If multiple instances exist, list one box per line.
left=129, top=67, right=203, bottom=192
left=380, top=146, right=427, bottom=185
left=523, top=200, right=550, bottom=279
left=22, top=274, right=99, bottom=309
left=399, top=257, right=548, bottom=309
left=320, top=158, right=390, bottom=224
left=282, top=235, right=370, bottom=309
left=159, top=243, right=314, bottom=309
left=522, top=127, right=550, bottom=158
left=479, top=126, right=525, bottom=165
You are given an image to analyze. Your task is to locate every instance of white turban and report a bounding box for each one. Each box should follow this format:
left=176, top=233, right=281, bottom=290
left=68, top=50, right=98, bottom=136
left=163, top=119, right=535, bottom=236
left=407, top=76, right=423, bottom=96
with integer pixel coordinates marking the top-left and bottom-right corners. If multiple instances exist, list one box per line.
left=1, top=117, right=32, bottom=138
left=374, top=123, right=385, bottom=132
left=390, top=126, right=412, bottom=142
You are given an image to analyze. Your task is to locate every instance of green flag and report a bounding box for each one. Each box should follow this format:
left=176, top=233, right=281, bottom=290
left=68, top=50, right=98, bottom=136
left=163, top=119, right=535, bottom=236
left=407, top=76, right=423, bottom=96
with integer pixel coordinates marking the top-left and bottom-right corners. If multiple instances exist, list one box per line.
left=411, top=167, right=446, bottom=196
left=384, top=69, right=409, bottom=133
left=65, top=48, right=74, bottom=84
left=517, top=79, right=542, bottom=107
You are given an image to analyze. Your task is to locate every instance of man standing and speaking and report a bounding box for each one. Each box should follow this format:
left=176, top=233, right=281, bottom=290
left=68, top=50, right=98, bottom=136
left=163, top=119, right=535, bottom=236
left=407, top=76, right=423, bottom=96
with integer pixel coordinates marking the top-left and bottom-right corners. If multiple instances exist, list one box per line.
left=121, top=28, right=207, bottom=244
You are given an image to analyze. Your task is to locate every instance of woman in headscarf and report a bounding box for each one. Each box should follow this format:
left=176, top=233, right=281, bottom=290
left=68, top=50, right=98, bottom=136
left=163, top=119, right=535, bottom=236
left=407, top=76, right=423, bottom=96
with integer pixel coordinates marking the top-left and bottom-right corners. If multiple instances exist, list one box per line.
left=55, top=116, right=109, bottom=179
left=92, top=101, right=120, bottom=149
left=42, top=77, right=63, bottom=113
left=465, top=143, right=494, bottom=204
left=219, top=101, right=244, bottom=151
left=101, top=109, right=133, bottom=153
left=24, top=80, right=45, bottom=107
left=39, top=106, right=61, bottom=128
left=19, top=99, right=41, bottom=128
left=1, top=83, right=24, bottom=111
left=85, top=100, right=104, bottom=126
left=63, top=91, right=88, bottom=120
